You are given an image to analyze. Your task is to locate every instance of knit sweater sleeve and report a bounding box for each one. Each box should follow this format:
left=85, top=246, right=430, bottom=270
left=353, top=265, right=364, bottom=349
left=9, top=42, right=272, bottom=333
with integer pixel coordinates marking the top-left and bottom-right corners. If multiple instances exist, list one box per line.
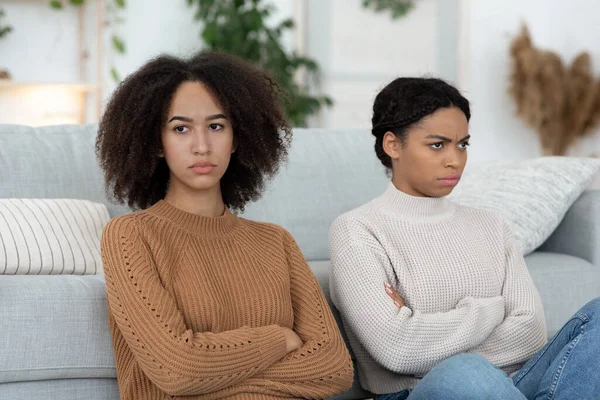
left=250, top=229, right=354, bottom=398
left=101, top=216, right=287, bottom=397
left=469, top=223, right=547, bottom=367
left=329, top=216, right=506, bottom=376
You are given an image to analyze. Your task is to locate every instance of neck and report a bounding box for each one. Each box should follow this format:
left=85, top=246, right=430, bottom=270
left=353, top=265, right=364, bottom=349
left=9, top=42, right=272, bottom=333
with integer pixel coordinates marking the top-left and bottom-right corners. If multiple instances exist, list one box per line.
left=373, top=181, right=455, bottom=222
left=164, top=182, right=225, bottom=217
left=391, top=176, right=429, bottom=198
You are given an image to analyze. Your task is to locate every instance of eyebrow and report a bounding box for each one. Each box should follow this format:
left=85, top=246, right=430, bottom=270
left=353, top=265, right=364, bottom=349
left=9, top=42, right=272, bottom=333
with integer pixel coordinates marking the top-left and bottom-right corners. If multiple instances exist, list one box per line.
left=206, top=113, right=228, bottom=121
left=168, top=114, right=228, bottom=123
left=425, top=134, right=471, bottom=142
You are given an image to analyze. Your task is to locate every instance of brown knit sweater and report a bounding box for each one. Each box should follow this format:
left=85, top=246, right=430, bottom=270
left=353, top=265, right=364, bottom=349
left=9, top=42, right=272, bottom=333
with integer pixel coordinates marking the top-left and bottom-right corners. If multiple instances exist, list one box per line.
left=101, top=200, right=353, bottom=400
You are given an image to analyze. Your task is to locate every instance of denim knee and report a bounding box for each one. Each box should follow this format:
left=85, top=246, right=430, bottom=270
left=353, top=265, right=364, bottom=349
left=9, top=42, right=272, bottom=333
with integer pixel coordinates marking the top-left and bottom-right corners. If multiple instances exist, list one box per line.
left=428, top=354, right=497, bottom=381
left=409, top=354, right=521, bottom=400
left=577, top=296, right=600, bottom=322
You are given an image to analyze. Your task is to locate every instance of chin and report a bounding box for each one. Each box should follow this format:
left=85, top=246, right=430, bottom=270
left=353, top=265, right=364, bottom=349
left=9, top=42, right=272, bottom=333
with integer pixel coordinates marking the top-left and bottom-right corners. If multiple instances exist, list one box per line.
left=185, top=176, right=222, bottom=192
left=441, top=186, right=456, bottom=195
left=426, top=186, right=455, bottom=198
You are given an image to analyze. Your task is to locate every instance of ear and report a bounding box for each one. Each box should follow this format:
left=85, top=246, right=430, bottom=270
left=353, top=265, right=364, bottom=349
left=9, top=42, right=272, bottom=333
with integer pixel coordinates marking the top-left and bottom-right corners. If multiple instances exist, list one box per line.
left=158, top=149, right=164, bottom=158
left=383, top=131, right=402, bottom=161
left=231, top=137, right=237, bottom=154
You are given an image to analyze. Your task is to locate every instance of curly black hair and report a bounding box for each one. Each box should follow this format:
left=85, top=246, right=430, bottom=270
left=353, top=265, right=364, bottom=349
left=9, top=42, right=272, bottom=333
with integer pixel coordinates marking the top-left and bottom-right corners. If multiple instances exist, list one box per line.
left=96, top=51, right=291, bottom=212
left=371, top=77, right=471, bottom=169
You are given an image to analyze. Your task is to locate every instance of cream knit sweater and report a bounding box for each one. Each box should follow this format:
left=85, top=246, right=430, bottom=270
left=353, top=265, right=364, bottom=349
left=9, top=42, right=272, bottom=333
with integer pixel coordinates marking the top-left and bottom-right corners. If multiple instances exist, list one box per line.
left=329, top=182, right=547, bottom=394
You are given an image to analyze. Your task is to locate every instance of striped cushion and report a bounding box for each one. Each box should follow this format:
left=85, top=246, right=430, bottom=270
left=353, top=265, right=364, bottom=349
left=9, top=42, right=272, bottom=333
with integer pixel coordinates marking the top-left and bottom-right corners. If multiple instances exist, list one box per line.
left=0, top=199, right=110, bottom=275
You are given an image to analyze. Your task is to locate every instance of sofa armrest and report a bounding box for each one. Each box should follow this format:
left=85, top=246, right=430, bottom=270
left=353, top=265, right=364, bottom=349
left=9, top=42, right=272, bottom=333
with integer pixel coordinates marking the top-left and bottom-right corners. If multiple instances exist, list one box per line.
left=539, top=190, right=600, bottom=266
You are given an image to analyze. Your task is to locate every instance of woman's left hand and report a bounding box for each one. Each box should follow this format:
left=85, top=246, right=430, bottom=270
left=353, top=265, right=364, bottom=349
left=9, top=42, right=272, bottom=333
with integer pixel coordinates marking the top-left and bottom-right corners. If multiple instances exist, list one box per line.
left=384, top=282, right=405, bottom=309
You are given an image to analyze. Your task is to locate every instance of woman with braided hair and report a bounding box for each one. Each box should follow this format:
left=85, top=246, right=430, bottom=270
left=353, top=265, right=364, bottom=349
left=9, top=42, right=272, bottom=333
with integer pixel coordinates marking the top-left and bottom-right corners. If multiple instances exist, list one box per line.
left=329, top=77, right=600, bottom=399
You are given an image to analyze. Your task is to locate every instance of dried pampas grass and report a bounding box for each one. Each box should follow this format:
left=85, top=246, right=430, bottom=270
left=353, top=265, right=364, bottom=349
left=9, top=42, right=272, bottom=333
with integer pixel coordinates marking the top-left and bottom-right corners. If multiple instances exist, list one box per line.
left=508, top=25, right=600, bottom=155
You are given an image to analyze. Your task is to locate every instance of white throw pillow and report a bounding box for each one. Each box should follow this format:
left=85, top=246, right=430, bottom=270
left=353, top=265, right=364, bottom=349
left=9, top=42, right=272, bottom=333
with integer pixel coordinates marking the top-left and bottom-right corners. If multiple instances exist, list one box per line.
left=0, top=199, right=110, bottom=275
left=448, top=157, right=600, bottom=255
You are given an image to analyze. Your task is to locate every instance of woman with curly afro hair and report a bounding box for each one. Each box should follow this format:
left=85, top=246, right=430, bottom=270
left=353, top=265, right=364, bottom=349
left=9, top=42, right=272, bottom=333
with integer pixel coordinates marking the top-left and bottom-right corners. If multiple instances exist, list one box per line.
left=97, top=51, right=353, bottom=400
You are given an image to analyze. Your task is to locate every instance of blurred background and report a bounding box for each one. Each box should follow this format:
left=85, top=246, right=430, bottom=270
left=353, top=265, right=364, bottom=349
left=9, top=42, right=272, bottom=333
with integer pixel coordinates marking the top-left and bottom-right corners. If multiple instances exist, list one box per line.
left=0, top=0, right=599, bottom=165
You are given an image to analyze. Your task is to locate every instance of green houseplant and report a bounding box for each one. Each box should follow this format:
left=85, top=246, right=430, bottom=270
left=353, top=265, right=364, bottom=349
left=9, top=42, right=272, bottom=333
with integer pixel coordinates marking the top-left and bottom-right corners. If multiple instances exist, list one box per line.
left=362, top=0, right=415, bottom=19
left=187, top=0, right=332, bottom=127
left=0, top=7, right=12, bottom=39
left=0, top=7, right=13, bottom=79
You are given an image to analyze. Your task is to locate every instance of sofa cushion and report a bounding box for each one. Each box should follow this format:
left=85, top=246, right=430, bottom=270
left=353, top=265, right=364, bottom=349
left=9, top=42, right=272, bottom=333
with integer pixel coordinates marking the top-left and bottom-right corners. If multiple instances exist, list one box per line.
left=242, top=128, right=389, bottom=262
left=0, top=378, right=119, bottom=400
left=524, top=252, right=600, bottom=337
left=0, top=124, right=129, bottom=218
left=0, top=199, right=110, bottom=275
left=0, top=275, right=115, bottom=383
left=449, top=157, right=600, bottom=255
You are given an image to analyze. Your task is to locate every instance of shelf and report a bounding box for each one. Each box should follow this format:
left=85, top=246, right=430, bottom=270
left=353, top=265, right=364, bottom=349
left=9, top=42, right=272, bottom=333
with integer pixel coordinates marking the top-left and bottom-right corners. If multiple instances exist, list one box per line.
left=0, top=81, right=101, bottom=92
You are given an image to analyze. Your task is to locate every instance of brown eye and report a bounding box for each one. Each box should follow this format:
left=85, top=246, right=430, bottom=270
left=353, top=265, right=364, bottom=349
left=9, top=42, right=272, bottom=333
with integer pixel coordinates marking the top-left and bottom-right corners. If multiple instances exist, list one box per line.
left=209, top=123, right=224, bottom=131
left=430, top=142, right=443, bottom=149
left=174, top=126, right=188, bottom=133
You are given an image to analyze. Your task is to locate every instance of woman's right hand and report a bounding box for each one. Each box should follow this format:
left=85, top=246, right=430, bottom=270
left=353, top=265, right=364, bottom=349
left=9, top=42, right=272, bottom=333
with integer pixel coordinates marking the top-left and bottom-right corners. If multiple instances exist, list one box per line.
left=385, top=282, right=406, bottom=309
left=281, top=327, right=303, bottom=353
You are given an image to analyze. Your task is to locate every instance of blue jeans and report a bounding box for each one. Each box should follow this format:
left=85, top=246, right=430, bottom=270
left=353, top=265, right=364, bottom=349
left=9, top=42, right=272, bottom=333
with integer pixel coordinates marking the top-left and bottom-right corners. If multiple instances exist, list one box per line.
left=377, top=297, right=600, bottom=400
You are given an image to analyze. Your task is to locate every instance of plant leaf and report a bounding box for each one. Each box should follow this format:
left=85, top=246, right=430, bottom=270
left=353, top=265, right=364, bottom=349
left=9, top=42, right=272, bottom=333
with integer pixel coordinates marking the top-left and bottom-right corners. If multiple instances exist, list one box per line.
left=110, top=67, right=121, bottom=83
left=112, top=35, right=126, bottom=53
left=0, top=26, right=12, bottom=38
left=0, top=6, right=11, bottom=39
left=202, top=22, right=219, bottom=47
left=245, top=9, right=264, bottom=30
left=362, top=0, right=414, bottom=19
left=69, top=0, right=86, bottom=6
left=115, top=0, right=125, bottom=8
left=49, top=0, right=64, bottom=10
left=277, top=18, right=294, bottom=30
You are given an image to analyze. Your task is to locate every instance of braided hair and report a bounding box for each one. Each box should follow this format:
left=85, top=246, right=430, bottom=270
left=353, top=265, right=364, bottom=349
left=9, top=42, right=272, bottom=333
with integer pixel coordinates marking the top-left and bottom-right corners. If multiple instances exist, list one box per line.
left=371, top=77, right=470, bottom=169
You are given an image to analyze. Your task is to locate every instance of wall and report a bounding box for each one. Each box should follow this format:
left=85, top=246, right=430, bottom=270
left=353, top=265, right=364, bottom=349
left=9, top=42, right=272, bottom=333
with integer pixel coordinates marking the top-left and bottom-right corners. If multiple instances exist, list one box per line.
left=306, top=0, right=457, bottom=128
left=0, top=0, right=86, bottom=125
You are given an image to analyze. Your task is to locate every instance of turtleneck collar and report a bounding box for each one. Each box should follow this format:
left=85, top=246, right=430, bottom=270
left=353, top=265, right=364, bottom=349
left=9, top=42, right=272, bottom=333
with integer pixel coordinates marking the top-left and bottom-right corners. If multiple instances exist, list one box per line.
left=372, top=182, right=455, bottom=222
left=146, top=200, right=240, bottom=237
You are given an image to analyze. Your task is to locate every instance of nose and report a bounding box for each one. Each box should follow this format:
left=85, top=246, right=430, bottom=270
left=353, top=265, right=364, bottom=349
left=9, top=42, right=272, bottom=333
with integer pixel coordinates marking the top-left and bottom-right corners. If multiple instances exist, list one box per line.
left=191, top=130, right=210, bottom=155
left=444, top=148, right=464, bottom=169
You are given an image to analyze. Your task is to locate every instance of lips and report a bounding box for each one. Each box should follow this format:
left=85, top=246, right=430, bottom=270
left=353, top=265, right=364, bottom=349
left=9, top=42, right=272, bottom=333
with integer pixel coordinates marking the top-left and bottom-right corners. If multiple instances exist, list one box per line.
left=191, top=162, right=215, bottom=168
left=438, top=175, right=461, bottom=186
left=190, top=161, right=216, bottom=174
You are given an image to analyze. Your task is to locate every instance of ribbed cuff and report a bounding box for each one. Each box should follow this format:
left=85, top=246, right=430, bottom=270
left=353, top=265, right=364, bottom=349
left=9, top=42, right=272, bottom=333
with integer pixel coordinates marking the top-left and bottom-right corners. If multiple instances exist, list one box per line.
left=254, top=325, right=288, bottom=364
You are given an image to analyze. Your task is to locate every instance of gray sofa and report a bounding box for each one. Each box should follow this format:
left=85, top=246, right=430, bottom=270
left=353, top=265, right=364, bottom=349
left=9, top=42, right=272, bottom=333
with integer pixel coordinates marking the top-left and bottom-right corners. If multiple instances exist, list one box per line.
left=1, top=123, right=599, bottom=400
